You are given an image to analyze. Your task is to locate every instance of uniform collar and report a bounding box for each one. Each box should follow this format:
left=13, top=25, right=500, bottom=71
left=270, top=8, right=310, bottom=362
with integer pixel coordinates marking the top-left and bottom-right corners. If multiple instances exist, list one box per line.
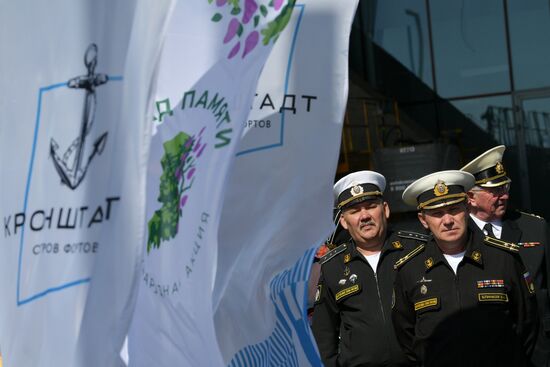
left=470, top=214, right=503, bottom=232
left=345, top=231, right=402, bottom=262
left=423, top=229, right=484, bottom=272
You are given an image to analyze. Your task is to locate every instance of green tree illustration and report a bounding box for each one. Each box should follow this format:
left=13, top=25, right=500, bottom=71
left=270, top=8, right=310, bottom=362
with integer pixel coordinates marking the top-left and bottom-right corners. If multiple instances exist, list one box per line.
left=147, top=132, right=193, bottom=253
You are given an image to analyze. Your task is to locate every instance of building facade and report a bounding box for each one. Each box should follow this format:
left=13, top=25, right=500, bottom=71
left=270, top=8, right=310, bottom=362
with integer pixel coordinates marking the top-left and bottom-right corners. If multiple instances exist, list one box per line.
left=341, top=0, right=550, bottom=218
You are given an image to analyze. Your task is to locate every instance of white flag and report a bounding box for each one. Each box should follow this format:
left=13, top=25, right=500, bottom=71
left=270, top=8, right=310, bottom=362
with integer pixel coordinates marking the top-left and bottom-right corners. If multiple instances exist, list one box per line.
left=213, top=0, right=358, bottom=365
left=0, top=1, right=174, bottom=366
left=127, top=1, right=296, bottom=365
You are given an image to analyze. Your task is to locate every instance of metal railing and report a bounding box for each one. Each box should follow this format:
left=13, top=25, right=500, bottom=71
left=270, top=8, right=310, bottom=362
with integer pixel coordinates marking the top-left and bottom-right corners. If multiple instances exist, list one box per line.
left=338, top=97, right=402, bottom=175
left=482, top=105, right=550, bottom=148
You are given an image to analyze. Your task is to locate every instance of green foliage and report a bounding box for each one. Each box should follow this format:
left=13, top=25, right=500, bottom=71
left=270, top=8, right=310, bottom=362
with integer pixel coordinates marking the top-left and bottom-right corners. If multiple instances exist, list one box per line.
left=147, top=132, right=193, bottom=253
left=212, top=13, right=223, bottom=22
left=260, top=0, right=296, bottom=46
left=147, top=212, right=161, bottom=252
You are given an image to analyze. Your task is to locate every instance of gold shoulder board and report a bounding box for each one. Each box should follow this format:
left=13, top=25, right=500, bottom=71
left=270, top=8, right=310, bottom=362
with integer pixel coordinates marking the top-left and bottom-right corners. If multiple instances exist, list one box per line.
left=484, top=236, right=520, bottom=253
left=397, top=230, right=430, bottom=242
left=518, top=210, right=544, bottom=220
left=394, top=244, right=425, bottom=270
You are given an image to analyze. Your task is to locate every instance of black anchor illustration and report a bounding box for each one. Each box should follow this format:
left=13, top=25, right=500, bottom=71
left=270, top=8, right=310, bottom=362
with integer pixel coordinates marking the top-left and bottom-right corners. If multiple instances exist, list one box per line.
left=50, top=43, right=109, bottom=189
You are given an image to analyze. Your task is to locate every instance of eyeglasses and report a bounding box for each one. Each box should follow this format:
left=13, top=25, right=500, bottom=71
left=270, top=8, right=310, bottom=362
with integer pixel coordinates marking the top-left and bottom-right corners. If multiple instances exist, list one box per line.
left=471, top=183, right=510, bottom=197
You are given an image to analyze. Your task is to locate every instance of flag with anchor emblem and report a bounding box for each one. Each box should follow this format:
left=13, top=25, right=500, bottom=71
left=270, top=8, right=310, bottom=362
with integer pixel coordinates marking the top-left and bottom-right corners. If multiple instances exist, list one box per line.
left=0, top=1, right=174, bottom=366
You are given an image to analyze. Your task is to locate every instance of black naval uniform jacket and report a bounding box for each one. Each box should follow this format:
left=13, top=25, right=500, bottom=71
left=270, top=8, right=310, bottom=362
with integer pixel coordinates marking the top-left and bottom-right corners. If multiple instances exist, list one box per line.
left=392, top=227, right=538, bottom=367
left=311, top=230, right=420, bottom=367
left=485, top=210, right=550, bottom=367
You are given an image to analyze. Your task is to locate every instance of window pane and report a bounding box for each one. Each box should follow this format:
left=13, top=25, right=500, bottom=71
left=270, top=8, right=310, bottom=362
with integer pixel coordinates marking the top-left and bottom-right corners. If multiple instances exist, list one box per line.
left=349, top=13, right=366, bottom=79
left=508, top=0, right=550, bottom=90
left=400, top=101, right=438, bottom=141
left=448, top=95, right=515, bottom=147
left=519, top=96, right=550, bottom=217
left=521, top=97, right=550, bottom=148
left=442, top=95, right=525, bottom=212
left=373, top=0, right=433, bottom=88
left=430, top=0, right=510, bottom=97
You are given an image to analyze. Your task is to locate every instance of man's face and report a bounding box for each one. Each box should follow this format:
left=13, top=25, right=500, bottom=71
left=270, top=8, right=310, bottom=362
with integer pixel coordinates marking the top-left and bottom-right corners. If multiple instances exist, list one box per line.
left=418, top=203, right=468, bottom=246
left=467, top=184, right=510, bottom=221
left=339, top=199, right=390, bottom=247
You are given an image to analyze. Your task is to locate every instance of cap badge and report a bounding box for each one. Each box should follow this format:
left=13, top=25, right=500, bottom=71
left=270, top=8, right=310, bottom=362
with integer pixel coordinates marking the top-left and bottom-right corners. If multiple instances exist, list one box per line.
left=433, top=180, right=449, bottom=197
left=495, top=162, right=505, bottom=174
left=350, top=184, right=364, bottom=197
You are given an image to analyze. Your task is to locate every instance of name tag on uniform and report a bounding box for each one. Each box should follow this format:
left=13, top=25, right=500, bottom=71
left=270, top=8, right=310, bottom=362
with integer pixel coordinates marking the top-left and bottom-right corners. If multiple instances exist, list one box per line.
left=478, top=293, right=508, bottom=302
left=335, top=284, right=360, bottom=302
left=414, top=297, right=438, bottom=311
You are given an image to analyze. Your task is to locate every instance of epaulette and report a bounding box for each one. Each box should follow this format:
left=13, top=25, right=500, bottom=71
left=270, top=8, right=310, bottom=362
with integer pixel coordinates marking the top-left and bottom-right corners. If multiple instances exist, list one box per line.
left=484, top=236, right=520, bottom=253
left=397, top=230, right=430, bottom=242
left=394, top=244, right=425, bottom=270
left=320, top=243, right=348, bottom=265
left=518, top=210, right=544, bottom=220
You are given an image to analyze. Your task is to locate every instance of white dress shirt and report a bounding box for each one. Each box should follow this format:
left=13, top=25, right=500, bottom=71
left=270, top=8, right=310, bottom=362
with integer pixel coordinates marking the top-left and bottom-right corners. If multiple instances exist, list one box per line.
left=470, top=214, right=503, bottom=239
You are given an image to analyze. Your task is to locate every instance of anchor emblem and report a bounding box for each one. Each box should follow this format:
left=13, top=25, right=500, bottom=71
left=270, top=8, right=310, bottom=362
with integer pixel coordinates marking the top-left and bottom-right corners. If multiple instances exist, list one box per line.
left=50, top=43, right=109, bottom=189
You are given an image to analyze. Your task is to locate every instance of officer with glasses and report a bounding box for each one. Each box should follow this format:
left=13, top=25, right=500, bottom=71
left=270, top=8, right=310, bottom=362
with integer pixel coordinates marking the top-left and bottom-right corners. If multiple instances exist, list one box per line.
left=462, top=145, right=550, bottom=367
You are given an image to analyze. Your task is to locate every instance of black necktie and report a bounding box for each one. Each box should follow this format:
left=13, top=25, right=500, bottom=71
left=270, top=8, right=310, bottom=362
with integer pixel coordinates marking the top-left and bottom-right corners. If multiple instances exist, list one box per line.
left=484, top=223, right=495, bottom=238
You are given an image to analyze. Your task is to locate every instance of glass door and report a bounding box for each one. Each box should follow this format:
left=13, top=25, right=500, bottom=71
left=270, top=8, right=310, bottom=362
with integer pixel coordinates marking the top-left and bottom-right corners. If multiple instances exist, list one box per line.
left=514, top=89, right=550, bottom=217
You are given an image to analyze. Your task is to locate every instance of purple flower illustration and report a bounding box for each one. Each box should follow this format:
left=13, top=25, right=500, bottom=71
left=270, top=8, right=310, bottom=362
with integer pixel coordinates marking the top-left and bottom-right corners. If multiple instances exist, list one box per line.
left=273, top=0, right=283, bottom=10
left=228, top=42, right=241, bottom=59
left=193, top=138, right=203, bottom=152
left=224, top=18, right=240, bottom=44
left=242, top=0, right=258, bottom=24
left=187, top=167, right=196, bottom=180
left=184, top=137, right=194, bottom=149
left=210, top=0, right=295, bottom=59
left=197, top=144, right=207, bottom=157
left=242, top=31, right=259, bottom=58
left=180, top=195, right=188, bottom=208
